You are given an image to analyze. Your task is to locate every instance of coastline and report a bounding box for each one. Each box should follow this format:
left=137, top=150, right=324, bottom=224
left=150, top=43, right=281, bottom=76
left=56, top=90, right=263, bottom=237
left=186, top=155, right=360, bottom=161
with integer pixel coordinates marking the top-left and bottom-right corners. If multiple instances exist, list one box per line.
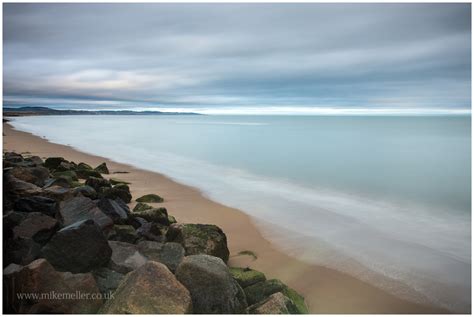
left=3, top=122, right=449, bottom=314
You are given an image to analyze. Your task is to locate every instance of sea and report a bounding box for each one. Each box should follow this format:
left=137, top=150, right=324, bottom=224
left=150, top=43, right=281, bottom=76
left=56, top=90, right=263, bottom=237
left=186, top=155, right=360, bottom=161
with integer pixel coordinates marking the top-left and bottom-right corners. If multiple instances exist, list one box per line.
left=9, top=114, right=471, bottom=312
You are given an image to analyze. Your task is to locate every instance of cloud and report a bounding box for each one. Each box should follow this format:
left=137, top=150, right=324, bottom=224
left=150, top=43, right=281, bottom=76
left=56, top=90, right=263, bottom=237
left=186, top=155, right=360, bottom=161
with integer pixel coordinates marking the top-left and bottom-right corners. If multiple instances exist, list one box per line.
left=3, top=3, right=471, bottom=112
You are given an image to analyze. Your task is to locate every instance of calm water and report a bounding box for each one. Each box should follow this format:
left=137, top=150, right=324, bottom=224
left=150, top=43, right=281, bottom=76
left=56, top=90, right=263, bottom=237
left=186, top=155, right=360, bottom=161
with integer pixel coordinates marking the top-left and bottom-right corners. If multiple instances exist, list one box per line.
left=10, top=115, right=471, bottom=311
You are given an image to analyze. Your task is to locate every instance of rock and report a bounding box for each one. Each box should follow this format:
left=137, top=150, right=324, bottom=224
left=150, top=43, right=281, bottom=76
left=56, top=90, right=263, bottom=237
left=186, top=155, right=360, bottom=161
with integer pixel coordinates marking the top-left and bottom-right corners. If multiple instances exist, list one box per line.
left=43, top=177, right=71, bottom=188
left=76, top=169, right=102, bottom=179
left=244, top=279, right=285, bottom=305
left=42, top=185, right=74, bottom=201
left=4, top=237, right=42, bottom=266
left=41, top=219, right=112, bottom=273
left=59, top=271, right=103, bottom=313
left=4, top=151, right=23, bottom=163
left=85, top=176, right=111, bottom=191
left=92, top=267, right=124, bottom=295
left=247, top=292, right=298, bottom=314
left=108, top=241, right=148, bottom=274
left=13, top=212, right=58, bottom=244
left=14, top=196, right=58, bottom=217
left=5, top=175, right=42, bottom=197
left=77, top=162, right=93, bottom=170
left=243, top=278, right=307, bottom=312
left=230, top=267, right=266, bottom=288
left=175, top=254, right=247, bottom=313
left=73, top=185, right=97, bottom=199
left=100, top=187, right=132, bottom=203
left=166, top=223, right=230, bottom=262
left=136, top=220, right=166, bottom=242
left=168, top=214, right=177, bottom=224
left=4, top=259, right=102, bottom=314
left=4, top=259, right=74, bottom=313
left=132, top=207, right=169, bottom=225
left=44, top=157, right=65, bottom=169
left=52, top=170, right=78, bottom=182
left=108, top=225, right=138, bottom=243
left=55, top=161, right=76, bottom=172
left=133, top=202, right=152, bottom=212
left=26, top=155, right=44, bottom=166
left=7, top=166, right=50, bottom=187
left=136, top=193, right=164, bottom=203
left=97, top=197, right=130, bottom=223
left=99, top=261, right=192, bottom=314
left=58, top=196, right=113, bottom=230
left=137, top=241, right=185, bottom=272
left=94, top=162, right=109, bottom=174
left=3, top=210, right=27, bottom=239
left=110, top=178, right=130, bottom=185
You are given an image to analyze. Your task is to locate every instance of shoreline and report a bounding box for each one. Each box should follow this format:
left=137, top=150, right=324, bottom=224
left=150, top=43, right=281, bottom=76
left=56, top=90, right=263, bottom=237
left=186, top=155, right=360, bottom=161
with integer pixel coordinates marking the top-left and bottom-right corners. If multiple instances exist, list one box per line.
left=3, top=122, right=449, bottom=313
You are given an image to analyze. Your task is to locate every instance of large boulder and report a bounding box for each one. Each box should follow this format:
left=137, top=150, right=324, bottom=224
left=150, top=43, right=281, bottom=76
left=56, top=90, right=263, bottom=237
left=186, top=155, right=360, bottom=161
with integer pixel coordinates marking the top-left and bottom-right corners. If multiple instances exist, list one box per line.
left=97, top=197, right=130, bottom=223
left=12, top=212, right=58, bottom=244
left=41, top=219, right=112, bottom=273
left=136, top=193, right=164, bottom=203
left=230, top=267, right=266, bottom=288
left=52, top=170, right=78, bottom=182
left=7, top=166, right=50, bottom=187
left=175, top=254, right=247, bottom=313
left=166, top=223, right=230, bottom=263
left=58, top=271, right=103, bottom=313
left=44, top=157, right=66, bottom=170
left=5, top=175, right=42, bottom=197
left=247, top=292, right=299, bottom=314
left=58, top=196, right=113, bottom=230
left=43, top=177, right=72, bottom=189
left=137, top=241, right=185, bottom=273
left=100, top=261, right=192, bottom=314
left=14, top=196, right=58, bottom=217
left=133, top=202, right=153, bottom=212
left=4, top=258, right=102, bottom=313
left=243, top=279, right=308, bottom=313
left=108, top=241, right=148, bottom=274
left=131, top=207, right=169, bottom=225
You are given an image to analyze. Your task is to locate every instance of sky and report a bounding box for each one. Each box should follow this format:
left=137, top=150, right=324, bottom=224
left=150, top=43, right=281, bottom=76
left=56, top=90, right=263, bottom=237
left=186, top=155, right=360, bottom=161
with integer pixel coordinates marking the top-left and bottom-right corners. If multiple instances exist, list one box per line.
left=3, top=3, right=472, bottom=115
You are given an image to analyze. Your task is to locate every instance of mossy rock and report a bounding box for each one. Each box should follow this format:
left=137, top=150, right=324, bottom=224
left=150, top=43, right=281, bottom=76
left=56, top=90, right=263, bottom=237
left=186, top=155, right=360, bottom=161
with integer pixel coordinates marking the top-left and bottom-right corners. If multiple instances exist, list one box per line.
left=77, top=162, right=93, bottom=170
left=132, top=208, right=169, bottom=225
left=244, top=279, right=308, bottom=313
left=168, top=215, right=177, bottom=224
left=133, top=202, right=153, bottom=212
left=166, top=224, right=229, bottom=263
left=230, top=267, right=266, bottom=288
left=101, top=187, right=132, bottom=203
left=94, top=162, right=109, bottom=174
left=70, top=181, right=84, bottom=188
left=114, top=183, right=130, bottom=192
left=136, top=194, right=163, bottom=203
left=108, top=225, right=138, bottom=244
left=76, top=169, right=103, bottom=180
left=110, top=178, right=130, bottom=185
left=44, top=157, right=65, bottom=169
left=53, top=170, right=78, bottom=181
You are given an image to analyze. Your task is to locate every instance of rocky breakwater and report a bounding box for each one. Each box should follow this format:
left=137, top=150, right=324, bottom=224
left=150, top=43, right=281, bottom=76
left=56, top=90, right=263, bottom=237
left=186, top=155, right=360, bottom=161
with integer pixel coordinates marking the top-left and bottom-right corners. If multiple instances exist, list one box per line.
left=3, top=152, right=309, bottom=314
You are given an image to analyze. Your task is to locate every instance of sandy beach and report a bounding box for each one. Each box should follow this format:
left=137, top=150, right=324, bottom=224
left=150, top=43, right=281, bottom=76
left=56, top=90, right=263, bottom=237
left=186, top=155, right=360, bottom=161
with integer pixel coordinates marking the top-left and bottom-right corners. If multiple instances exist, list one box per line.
left=3, top=122, right=449, bottom=314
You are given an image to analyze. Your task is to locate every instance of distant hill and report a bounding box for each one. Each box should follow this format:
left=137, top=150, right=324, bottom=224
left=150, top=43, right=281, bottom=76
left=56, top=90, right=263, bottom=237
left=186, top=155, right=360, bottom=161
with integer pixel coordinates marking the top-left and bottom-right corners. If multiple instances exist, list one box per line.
left=3, top=106, right=200, bottom=116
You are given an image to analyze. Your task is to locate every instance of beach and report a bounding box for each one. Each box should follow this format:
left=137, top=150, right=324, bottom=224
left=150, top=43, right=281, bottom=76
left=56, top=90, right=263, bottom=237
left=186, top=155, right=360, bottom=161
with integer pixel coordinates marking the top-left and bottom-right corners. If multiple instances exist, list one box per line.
left=3, top=121, right=450, bottom=314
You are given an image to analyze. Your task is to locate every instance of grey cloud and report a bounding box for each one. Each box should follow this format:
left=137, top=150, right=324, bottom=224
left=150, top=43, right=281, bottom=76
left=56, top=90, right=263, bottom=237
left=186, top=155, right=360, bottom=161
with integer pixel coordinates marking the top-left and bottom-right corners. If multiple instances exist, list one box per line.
left=3, top=3, right=471, bottom=111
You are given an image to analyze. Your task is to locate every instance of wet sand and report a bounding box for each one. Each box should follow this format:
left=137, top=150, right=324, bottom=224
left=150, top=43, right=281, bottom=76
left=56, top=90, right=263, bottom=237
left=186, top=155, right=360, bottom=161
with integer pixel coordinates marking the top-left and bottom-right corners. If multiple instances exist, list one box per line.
left=3, top=122, right=449, bottom=313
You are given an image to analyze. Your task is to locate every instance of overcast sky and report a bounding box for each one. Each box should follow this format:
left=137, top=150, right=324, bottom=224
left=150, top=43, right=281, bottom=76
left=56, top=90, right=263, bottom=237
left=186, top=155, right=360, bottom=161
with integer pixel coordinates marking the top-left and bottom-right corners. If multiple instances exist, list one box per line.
left=3, top=3, right=471, bottom=114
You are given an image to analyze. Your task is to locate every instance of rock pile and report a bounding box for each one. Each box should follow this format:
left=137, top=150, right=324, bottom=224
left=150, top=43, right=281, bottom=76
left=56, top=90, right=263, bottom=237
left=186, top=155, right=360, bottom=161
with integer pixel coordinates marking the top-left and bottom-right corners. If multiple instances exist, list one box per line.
left=3, top=152, right=308, bottom=314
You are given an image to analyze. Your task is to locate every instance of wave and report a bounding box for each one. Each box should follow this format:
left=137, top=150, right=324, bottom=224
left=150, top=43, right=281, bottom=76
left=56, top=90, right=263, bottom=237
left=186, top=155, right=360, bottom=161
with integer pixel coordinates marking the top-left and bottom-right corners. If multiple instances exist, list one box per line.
left=9, top=117, right=471, bottom=312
